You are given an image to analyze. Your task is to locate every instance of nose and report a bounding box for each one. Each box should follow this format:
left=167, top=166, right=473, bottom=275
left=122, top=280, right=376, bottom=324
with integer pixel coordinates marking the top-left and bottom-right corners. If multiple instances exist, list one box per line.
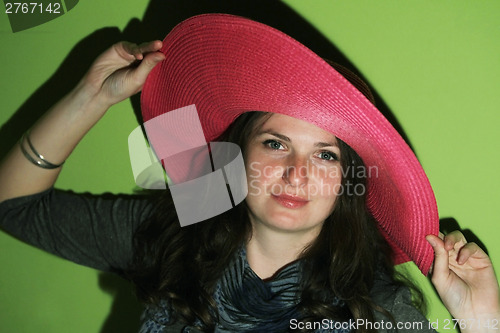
left=282, top=155, right=308, bottom=187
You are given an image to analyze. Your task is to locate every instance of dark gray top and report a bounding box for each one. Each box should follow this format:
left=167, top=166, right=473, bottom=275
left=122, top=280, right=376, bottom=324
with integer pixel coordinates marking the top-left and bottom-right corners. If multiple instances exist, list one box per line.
left=0, top=189, right=435, bottom=332
left=0, top=188, right=154, bottom=274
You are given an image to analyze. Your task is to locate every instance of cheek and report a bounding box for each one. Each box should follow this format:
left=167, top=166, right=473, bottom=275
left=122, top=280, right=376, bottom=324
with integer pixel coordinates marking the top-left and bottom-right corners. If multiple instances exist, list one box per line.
left=309, top=165, right=343, bottom=198
left=312, top=174, right=341, bottom=218
left=246, top=158, right=283, bottom=191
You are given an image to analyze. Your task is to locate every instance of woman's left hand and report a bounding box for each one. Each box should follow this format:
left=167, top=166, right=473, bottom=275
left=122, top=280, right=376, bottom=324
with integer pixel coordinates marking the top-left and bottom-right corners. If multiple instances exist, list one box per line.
left=426, top=231, right=500, bottom=332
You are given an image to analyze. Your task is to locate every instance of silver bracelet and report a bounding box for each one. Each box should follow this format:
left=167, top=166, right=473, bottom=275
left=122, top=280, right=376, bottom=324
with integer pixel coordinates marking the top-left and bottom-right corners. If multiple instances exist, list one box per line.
left=19, top=132, right=64, bottom=169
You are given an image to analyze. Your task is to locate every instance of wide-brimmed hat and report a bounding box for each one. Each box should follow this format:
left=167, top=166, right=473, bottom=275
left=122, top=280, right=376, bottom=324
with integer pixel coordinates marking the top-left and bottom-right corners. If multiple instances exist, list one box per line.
left=140, top=13, right=439, bottom=275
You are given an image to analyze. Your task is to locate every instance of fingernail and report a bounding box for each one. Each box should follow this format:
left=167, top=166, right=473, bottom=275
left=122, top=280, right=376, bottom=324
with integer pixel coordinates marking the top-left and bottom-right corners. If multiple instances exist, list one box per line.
left=426, top=236, right=436, bottom=247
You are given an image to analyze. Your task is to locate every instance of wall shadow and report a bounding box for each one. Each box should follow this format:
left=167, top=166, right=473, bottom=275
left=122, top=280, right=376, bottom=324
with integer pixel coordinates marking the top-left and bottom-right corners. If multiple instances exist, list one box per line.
left=439, top=217, right=489, bottom=255
left=98, top=273, right=143, bottom=333
left=0, top=0, right=416, bottom=163
left=126, top=0, right=415, bottom=152
left=0, top=27, right=124, bottom=160
left=425, top=217, right=489, bottom=306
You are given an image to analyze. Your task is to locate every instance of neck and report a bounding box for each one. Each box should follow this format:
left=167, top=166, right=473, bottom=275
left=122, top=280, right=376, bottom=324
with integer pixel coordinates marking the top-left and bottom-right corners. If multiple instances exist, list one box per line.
left=245, top=222, right=321, bottom=280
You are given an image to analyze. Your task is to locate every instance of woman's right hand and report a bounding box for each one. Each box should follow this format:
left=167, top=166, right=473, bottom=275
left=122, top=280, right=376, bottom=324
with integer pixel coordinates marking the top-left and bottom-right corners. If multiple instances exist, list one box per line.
left=81, top=40, right=165, bottom=108
left=0, top=40, right=165, bottom=202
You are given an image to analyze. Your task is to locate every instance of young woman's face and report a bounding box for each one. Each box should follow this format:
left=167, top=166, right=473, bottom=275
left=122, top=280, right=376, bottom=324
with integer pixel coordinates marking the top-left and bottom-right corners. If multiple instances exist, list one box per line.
left=244, top=113, right=342, bottom=234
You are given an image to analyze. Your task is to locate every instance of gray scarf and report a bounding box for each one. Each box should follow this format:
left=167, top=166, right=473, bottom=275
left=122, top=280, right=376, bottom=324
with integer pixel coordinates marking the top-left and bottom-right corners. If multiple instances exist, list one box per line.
left=139, top=248, right=350, bottom=332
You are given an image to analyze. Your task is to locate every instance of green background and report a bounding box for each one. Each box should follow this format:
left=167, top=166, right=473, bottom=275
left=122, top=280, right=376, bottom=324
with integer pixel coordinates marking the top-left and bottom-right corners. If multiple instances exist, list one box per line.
left=1, top=1, right=499, bottom=332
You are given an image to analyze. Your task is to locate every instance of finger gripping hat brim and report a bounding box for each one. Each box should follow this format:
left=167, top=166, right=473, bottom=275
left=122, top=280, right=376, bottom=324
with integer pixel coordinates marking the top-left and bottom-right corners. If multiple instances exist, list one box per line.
left=141, top=13, right=439, bottom=275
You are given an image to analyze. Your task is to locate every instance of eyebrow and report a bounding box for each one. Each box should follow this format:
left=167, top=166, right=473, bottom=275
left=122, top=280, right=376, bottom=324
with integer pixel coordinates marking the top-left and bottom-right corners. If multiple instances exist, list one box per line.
left=257, top=130, right=339, bottom=148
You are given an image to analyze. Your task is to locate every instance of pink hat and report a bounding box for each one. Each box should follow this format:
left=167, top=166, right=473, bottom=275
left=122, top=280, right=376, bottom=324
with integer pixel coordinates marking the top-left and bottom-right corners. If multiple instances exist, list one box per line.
left=140, top=13, right=439, bottom=275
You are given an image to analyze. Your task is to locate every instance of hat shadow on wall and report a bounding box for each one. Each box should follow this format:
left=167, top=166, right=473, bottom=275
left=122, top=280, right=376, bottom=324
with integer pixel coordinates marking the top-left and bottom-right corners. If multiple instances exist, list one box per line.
left=0, top=0, right=414, bottom=161
left=439, top=217, right=489, bottom=256
left=0, top=0, right=475, bottom=332
left=125, top=0, right=415, bottom=152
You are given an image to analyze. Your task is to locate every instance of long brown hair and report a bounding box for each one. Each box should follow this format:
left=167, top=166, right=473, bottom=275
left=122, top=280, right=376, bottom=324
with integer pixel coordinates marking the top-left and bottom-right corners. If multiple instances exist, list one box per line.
left=128, top=111, right=424, bottom=331
left=128, top=65, right=425, bottom=331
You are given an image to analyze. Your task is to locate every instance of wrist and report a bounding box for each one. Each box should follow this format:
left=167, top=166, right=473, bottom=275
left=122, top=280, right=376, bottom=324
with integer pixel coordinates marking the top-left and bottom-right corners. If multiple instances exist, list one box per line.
left=68, top=79, right=113, bottom=116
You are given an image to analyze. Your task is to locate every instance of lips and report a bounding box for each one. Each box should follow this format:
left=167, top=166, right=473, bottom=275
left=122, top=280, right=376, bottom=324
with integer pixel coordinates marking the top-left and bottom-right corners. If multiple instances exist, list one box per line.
left=271, top=193, right=309, bottom=209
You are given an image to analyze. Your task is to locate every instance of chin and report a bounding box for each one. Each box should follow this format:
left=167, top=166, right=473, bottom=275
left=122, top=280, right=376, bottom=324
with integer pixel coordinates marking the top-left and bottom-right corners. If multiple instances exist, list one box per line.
left=262, top=212, right=323, bottom=234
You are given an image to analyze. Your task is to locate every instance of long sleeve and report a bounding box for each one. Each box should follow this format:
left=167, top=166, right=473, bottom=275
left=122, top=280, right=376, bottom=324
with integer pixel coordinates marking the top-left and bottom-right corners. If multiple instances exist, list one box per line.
left=0, top=188, right=155, bottom=275
left=371, top=270, right=436, bottom=333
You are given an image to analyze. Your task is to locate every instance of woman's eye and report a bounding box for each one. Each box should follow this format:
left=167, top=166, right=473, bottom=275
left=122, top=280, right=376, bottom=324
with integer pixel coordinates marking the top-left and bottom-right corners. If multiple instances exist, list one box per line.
left=317, top=151, right=339, bottom=161
left=263, top=140, right=284, bottom=150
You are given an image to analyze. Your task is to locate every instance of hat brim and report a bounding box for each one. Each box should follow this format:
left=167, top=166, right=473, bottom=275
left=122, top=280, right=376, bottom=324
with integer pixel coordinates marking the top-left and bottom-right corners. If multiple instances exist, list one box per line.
left=141, top=13, right=439, bottom=275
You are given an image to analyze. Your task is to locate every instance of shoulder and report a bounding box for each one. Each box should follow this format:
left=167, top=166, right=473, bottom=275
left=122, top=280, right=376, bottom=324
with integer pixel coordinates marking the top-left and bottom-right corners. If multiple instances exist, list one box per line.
left=370, top=268, right=436, bottom=332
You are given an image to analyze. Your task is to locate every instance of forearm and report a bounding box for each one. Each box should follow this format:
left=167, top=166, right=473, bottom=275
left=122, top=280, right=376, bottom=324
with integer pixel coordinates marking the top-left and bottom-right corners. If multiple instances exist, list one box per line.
left=0, top=40, right=164, bottom=203
left=0, top=81, right=109, bottom=202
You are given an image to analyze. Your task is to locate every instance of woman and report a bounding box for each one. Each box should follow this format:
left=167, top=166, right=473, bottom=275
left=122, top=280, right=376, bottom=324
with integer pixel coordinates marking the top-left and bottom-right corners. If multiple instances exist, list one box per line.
left=0, top=14, right=498, bottom=332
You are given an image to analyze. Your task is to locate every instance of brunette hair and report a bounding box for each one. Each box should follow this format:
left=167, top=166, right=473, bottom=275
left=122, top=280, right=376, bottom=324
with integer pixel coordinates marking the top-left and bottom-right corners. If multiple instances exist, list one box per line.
left=128, top=65, right=425, bottom=332
left=128, top=111, right=424, bottom=332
